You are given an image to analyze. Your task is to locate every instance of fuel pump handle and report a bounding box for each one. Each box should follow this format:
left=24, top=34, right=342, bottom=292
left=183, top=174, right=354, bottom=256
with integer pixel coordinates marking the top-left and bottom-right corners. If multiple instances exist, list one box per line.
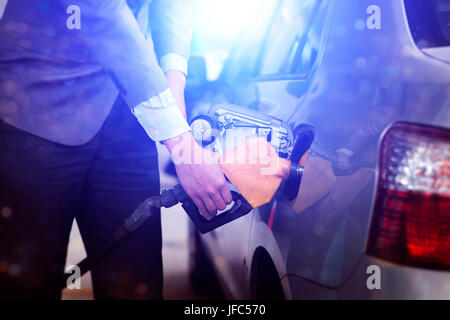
left=161, top=184, right=253, bottom=234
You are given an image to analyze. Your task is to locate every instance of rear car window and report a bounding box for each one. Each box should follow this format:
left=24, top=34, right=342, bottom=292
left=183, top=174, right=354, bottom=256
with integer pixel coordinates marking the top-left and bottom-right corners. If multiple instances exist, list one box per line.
left=405, top=0, right=450, bottom=48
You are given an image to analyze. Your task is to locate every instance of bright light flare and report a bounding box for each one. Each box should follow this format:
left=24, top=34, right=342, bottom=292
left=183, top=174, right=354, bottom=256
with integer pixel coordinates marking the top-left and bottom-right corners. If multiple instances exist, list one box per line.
left=192, top=0, right=276, bottom=49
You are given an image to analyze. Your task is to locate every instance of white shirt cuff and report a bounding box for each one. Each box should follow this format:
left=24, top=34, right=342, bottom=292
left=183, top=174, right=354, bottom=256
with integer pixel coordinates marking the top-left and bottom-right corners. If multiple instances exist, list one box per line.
left=160, top=53, right=188, bottom=76
left=131, top=88, right=191, bottom=142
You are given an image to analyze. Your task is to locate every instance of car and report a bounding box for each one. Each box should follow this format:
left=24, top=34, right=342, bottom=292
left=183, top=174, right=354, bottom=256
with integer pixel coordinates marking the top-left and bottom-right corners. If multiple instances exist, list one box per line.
left=186, top=0, right=450, bottom=299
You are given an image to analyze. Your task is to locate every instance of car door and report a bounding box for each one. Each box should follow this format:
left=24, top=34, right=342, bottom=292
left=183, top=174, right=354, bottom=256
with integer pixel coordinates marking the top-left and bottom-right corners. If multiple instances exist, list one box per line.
left=250, top=0, right=331, bottom=122
left=246, top=0, right=374, bottom=290
left=243, top=0, right=339, bottom=293
left=209, top=0, right=333, bottom=297
left=263, top=0, right=382, bottom=291
left=197, top=0, right=280, bottom=299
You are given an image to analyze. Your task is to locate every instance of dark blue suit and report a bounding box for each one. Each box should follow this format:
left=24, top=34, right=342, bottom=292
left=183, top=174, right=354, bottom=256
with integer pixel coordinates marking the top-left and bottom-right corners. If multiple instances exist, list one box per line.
left=0, top=0, right=192, bottom=299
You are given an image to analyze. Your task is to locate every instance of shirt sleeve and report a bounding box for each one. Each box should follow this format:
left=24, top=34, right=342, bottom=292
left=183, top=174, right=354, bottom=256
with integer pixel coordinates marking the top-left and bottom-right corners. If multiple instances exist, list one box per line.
left=149, top=0, right=193, bottom=62
left=160, top=53, right=188, bottom=76
left=131, top=88, right=191, bottom=142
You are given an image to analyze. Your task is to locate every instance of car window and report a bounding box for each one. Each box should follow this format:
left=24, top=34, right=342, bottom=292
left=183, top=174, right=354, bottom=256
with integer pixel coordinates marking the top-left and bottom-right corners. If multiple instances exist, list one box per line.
left=290, top=0, right=328, bottom=75
left=405, top=0, right=450, bottom=48
left=257, top=0, right=326, bottom=77
left=219, top=0, right=280, bottom=84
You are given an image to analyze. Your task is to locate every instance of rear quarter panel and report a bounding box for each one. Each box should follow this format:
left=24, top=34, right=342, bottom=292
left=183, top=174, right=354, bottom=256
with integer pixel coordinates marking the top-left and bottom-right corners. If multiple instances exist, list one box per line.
left=273, top=0, right=450, bottom=290
left=199, top=0, right=450, bottom=298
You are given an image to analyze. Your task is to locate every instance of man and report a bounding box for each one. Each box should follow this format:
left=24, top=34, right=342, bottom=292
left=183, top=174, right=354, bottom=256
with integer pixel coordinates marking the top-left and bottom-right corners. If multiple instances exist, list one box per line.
left=0, top=0, right=231, bottom=299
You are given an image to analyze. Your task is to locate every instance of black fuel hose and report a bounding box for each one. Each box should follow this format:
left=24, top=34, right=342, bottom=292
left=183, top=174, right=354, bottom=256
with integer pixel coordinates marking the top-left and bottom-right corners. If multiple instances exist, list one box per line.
left=60, top=184, right=253, bottom=290
left=60, top=195, right=167, bottom=290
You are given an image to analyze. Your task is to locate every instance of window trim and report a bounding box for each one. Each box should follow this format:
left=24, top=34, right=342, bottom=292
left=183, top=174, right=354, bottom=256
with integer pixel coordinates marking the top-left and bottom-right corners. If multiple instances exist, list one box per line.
left=252, top=0, right=285, bottom=78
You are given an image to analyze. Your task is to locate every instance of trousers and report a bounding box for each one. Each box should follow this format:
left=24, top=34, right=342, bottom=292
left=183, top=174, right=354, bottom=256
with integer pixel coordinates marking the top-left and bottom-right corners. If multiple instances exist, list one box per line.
left=0, top=97, right=163, bottom=299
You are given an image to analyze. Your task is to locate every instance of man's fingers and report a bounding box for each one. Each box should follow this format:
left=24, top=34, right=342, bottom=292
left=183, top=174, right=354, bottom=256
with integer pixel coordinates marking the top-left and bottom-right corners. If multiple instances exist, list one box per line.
left=220, top=183, right=233, bottom=204
left=191, top=196, right=209, bottom=219
left=203, top=196, right=218, bottom=218
left=210, top=191, right=227, bottom=211
left=191, top=193, right=217, bottom=220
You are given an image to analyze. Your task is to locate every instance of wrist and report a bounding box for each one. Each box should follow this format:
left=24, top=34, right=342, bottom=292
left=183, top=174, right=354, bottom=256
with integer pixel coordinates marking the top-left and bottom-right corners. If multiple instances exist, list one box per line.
left=166, top=70, right=186, bottom=90
left=163, top=131, right=191, bottom=151
left=164, top=132, right=214, bottom=166
left=165, top=70, right=187, bottom=119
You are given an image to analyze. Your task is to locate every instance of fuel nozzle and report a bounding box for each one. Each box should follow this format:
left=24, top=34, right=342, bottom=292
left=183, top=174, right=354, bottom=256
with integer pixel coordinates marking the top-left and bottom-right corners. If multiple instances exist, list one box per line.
left=61, top=114, right=315, bottom=290
left=279, top=124, right=315, bottom=201
left=160, top=183, right=253, bottom=234
left=124, top=182, right=253, bottom=236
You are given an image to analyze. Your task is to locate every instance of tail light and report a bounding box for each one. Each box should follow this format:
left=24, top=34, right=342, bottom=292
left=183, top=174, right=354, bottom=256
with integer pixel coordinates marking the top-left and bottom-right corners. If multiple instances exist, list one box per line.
left=367, top=122, right=450, bottom=270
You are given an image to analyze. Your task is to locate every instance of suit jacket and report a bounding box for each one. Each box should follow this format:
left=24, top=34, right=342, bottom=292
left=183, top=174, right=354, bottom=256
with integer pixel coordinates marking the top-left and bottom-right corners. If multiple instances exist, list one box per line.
left=0, top=0, right=192, bottom=145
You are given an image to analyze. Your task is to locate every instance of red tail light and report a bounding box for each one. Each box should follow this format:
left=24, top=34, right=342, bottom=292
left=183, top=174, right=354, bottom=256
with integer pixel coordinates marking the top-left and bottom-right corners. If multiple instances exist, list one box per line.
left=367, top=122, right=450, bottom=270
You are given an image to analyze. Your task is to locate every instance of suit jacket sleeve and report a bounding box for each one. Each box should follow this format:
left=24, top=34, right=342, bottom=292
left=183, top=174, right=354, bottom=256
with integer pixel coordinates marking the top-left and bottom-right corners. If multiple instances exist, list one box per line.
left=59, top=0, right=169, bottom=108
left=149, top=0, right=193, bottom=62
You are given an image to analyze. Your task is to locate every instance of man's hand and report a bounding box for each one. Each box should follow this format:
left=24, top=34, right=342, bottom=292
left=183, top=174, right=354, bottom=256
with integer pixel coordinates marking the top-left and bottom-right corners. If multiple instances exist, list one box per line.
left=163, top=132, right=232, bottom=219
left=163, top=70, right=232, bottom=218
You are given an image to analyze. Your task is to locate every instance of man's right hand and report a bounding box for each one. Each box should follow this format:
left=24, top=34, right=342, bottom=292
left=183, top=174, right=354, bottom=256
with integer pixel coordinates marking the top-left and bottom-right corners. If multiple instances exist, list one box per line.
left=163, top=131, right=232, bottom=219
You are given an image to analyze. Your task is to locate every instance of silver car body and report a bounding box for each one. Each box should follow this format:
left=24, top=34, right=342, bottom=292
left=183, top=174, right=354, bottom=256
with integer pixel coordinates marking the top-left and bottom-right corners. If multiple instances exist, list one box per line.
left=191, top=0, right=450, bottom=299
